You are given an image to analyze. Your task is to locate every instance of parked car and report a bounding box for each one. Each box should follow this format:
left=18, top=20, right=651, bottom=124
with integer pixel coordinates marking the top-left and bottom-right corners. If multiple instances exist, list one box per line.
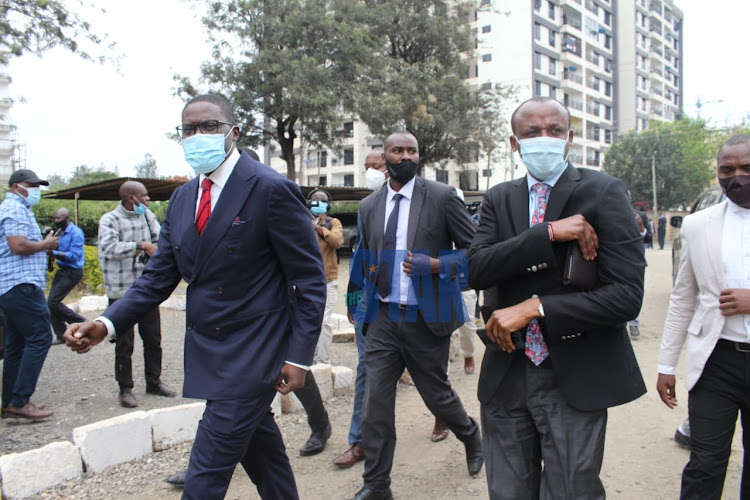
left=670, top=185, right=725, bottom=283
left=332, top=212, right=359, bottom=253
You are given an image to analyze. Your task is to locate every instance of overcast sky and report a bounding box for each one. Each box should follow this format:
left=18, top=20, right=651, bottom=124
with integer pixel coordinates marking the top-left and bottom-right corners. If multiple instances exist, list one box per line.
left=7, top=0, right=749, bottom=181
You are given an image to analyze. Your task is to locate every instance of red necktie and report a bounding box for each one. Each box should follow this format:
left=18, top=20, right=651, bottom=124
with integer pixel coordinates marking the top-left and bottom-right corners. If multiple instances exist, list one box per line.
left=196, top=178, right=213, bottom=236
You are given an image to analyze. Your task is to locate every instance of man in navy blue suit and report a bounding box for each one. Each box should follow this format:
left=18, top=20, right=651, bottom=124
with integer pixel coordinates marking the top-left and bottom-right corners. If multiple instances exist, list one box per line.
left=64, top=94, right=326, bottom=499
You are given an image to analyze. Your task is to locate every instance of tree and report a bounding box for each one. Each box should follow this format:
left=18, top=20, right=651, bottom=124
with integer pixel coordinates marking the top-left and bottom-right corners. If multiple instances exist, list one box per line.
left=68, top=164, right=119, bottom=187
left=0, top=1, right=110, bottom=64
left=177, top=0, right=370, bottom=180
left=349, top=0, right=504, bottom=170
left=603, top=118, right=722, bottom=210
left=134, top=153, right=158, bottom=179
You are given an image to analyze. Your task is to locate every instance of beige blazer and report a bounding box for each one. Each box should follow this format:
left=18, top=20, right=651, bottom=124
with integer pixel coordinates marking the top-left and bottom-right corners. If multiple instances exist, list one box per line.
left=658, top=200, right=729, bottom=391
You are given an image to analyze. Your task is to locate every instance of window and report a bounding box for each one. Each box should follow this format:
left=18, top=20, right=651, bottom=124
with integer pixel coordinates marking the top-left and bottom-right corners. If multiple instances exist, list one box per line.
left=482, top=25, right=491, bottom=34
left=605, top=81, right=612, bottom=96
left=318, top=151, right=327, bottom=168
left=344, top=148, right=354, bottom=165
left=344, top=174, right=354, bottom=187
left=534, top=80, right=543, bottom=96
left=548, top=1, right=555, bottom=19
left=605, top=59, right=612, bottom=73
left=604, top=34, right=611, bottom=49
left=605, top=105, right=612, bottom=120
left=549, top=86, right=557, bottom=99
left=534, top=0, right=542, bottom=11
left=319, top=175, right=327, bottom=186
left=549, top=58, right=556, bottom=75
left=604, top=11, right=611, bottom=26
left=343, top=121, right=354, bottom=137
left=436, top=170, right=449, bottom=184
left=534, top=52, right=542, bottom=70
left=563, top=34, right=581, bottom=56
left=605, top=129, right=612, bottom=144
left=586, top=17, right=600, bottom=40
left=534, top=22, right=541, bottom=41
left=482, top=53, right=492, bottom=62
left=481, top=82, right=492, bottom=90
left=549, top=30, right=556, bottom=47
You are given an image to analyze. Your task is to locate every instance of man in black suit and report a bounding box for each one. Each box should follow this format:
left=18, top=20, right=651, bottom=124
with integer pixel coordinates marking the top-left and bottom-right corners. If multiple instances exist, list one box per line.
left=468, top=97, right=647, bottom=499
left=350, top=131, right=483, bottom=500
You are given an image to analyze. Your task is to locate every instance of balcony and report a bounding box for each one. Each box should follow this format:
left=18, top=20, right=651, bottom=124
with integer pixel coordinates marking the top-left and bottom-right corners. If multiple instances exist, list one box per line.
left=563, top=69, right=583, bottom=84
left=586, top=103, right=600, bottom=116
left=563, top=14, right=582, bottom=31
left=566, top=97, right=584, bottom=111
left=651, top=106, right=664, bottom=117
left=586, top=79, right=600, bottom=92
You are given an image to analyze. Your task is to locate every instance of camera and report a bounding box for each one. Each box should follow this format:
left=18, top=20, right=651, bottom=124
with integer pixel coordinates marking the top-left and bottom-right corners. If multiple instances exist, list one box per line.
left=138, top=251, right=150, bottom=265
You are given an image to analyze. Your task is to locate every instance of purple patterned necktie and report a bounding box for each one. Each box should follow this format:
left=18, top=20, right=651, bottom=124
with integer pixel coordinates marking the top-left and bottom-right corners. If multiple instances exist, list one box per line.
left=526, top=183, right=550, bottom=365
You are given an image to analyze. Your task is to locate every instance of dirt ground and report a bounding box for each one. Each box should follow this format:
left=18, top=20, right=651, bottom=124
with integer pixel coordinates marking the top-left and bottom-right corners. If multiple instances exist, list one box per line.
left=1, top=248, right=744, bottom=499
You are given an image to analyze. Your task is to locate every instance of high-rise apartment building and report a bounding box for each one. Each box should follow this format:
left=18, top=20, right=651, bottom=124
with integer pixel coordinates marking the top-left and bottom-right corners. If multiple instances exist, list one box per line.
left=267, top=0, right=684, bottom=189
left=0, top=61, right=15, bottom=185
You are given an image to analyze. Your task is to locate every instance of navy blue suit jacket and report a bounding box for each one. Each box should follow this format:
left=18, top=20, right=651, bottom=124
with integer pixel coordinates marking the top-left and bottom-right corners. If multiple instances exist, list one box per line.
left=105, top=150, right=326, bottom=400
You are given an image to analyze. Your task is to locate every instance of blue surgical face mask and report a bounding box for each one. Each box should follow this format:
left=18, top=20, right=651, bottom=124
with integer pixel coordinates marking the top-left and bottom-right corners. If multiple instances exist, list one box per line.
left=517, top=137, right=569, bottom=181
left=182, top=128, right=234, bottom=174
left=19, top=185, right=41, bottom=206
left=311, top=201, right=328, bottom=216
left=133, top=201, right=147, bottom=215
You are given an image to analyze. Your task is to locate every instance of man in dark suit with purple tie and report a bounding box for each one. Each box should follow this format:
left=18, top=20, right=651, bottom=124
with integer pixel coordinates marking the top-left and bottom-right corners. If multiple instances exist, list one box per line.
left=64, top=94, right=326, bottom=499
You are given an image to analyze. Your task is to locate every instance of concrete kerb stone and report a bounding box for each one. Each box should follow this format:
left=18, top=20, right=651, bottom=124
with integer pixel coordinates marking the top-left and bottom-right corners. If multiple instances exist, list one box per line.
left=73, top=411, right=153, bottom=474
left=331, top=366, right=354, bottom=397
left=332, top=328, right=355, bottom=343
left=311, top=363, right=333, bottom=401
left=149, top=402, right=205, bottom=451
left=0, top=441, right=82, bottom=500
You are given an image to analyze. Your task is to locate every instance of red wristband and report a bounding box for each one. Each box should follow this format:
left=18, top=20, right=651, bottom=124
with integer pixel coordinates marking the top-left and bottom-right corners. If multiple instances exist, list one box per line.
left=548, top=223, right=555, bottom=242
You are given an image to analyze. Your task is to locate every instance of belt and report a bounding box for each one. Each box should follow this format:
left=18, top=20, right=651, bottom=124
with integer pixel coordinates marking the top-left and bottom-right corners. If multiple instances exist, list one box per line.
left=718, top=339, right=750, bottom=353
left=378, top=301, right=419, bottom=312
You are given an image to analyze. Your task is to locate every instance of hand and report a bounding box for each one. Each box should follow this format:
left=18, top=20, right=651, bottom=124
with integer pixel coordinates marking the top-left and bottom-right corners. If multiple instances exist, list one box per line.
left=549, top=215, right=599, bottom=260
left=402, top=251, right=437, bottom=276
left=656, top=373, right=678, bottom=409
left=64, top=321, right=108, bottom=354
left=275, top=363, right=307, bottom=395
left=485, top=298, right=540, bottom=354
left=347, top=311, right=355, bottom=325
left=141, top=242, right=157, bottom=256
left=41, top=231, right=60, bottom=251
left=312, top=219, right=325, bottom=236
left=719, top=288, right=750, bottom=316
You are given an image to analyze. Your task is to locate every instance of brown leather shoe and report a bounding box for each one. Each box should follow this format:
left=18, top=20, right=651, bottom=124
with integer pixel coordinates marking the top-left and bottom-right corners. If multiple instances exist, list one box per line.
left=1, top=401, right=54, bottom=420
left=431, top=418, right=449, bottom=442
left=464, top=356, right=475, bottom=375
left=333, top=444, right=366, bottom=468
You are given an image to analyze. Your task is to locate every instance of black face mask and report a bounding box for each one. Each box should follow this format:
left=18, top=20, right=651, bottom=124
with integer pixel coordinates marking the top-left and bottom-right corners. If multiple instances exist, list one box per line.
left=719, top=175, right=750, bottom=209
left=386, top=159, right=419, bottom=185
left=55, top=220, right=68, bottom=230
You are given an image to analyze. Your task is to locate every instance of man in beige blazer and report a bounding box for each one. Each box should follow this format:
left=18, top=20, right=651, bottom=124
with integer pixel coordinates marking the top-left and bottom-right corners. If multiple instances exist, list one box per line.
left=657, top=134, right=750, bottom=499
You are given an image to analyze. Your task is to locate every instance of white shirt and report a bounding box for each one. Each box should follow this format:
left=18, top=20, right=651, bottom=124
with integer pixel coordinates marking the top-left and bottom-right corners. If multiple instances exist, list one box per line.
left=658, top=199, right=750, bottom=375
left=720, top=199, right=750, bottom=342
left=526, top=170, right=565, bottom=225
left=380, top=176, right=417, bottom=305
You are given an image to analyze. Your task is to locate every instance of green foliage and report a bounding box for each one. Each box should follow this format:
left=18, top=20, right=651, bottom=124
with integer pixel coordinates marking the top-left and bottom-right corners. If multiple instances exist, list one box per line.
left=603, top=119, right=724, bottom=210
left=330, top=201, right=359, bottom=214
left=0, top=0, right=111, bottom=64
left=45, top=245, right=104, bottom=296
left=68, top=164, right=119, bottom=187
left=178, top=0, right=371, bottom=180
left=350, top=0, right=496, bottom=168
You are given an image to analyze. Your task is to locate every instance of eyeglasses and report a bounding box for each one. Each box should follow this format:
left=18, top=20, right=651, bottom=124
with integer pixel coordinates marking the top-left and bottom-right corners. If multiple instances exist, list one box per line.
left=176, top=120, right=234, bottom=138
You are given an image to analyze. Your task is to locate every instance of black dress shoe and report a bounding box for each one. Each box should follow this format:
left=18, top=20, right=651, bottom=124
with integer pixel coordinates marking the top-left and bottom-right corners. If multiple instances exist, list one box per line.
left=299, top=422, right=332, bottom=456
left=352, top=486, right=393, bottom=500
left=118, top=389, right=138, bottom=408
left=166, top=469, right=187, bottom=487
left=146, top=381, right=176, bottom=397
left=464, top=428, right=484, bottom=476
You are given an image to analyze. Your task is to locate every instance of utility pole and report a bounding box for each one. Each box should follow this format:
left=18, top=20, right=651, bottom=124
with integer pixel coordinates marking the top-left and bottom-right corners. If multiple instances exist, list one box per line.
left=651, top=155, right=658, bottom=225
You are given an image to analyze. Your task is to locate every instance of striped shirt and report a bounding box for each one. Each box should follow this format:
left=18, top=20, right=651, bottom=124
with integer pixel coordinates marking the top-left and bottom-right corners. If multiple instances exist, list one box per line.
left=0, top=192, right=46, bottom=296
left=98, top=203, right=160, bottom=299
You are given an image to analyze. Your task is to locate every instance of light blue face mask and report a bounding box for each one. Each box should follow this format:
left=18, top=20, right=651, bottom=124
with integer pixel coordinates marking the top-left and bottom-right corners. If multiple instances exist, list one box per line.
left=19, top=185, right=42, bottom=206
left=517, top=137, right=569, bottom=181
left=133, top=201, right=147, bottom=215
left=182, top=128, right=234, bottom=174
left=311, top=202, right=328, bottom=216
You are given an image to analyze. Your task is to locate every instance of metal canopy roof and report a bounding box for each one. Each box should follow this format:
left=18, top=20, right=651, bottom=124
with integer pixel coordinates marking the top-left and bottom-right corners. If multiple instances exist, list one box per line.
left=42, top=177, right=485, bottom=203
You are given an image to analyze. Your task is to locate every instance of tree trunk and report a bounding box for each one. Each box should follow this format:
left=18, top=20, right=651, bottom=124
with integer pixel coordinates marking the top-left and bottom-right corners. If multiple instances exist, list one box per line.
left=277, top=118, right=297, bottom=181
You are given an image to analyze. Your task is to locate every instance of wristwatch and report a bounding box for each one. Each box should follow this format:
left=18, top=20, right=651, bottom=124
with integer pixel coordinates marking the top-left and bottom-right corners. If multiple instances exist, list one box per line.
left=537, top=302, right=545, bottom=318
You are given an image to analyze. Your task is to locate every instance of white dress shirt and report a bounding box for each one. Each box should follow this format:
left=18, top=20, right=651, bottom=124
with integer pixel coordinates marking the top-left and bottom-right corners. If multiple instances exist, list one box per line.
left=380, top=176, right=417, bottom=305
